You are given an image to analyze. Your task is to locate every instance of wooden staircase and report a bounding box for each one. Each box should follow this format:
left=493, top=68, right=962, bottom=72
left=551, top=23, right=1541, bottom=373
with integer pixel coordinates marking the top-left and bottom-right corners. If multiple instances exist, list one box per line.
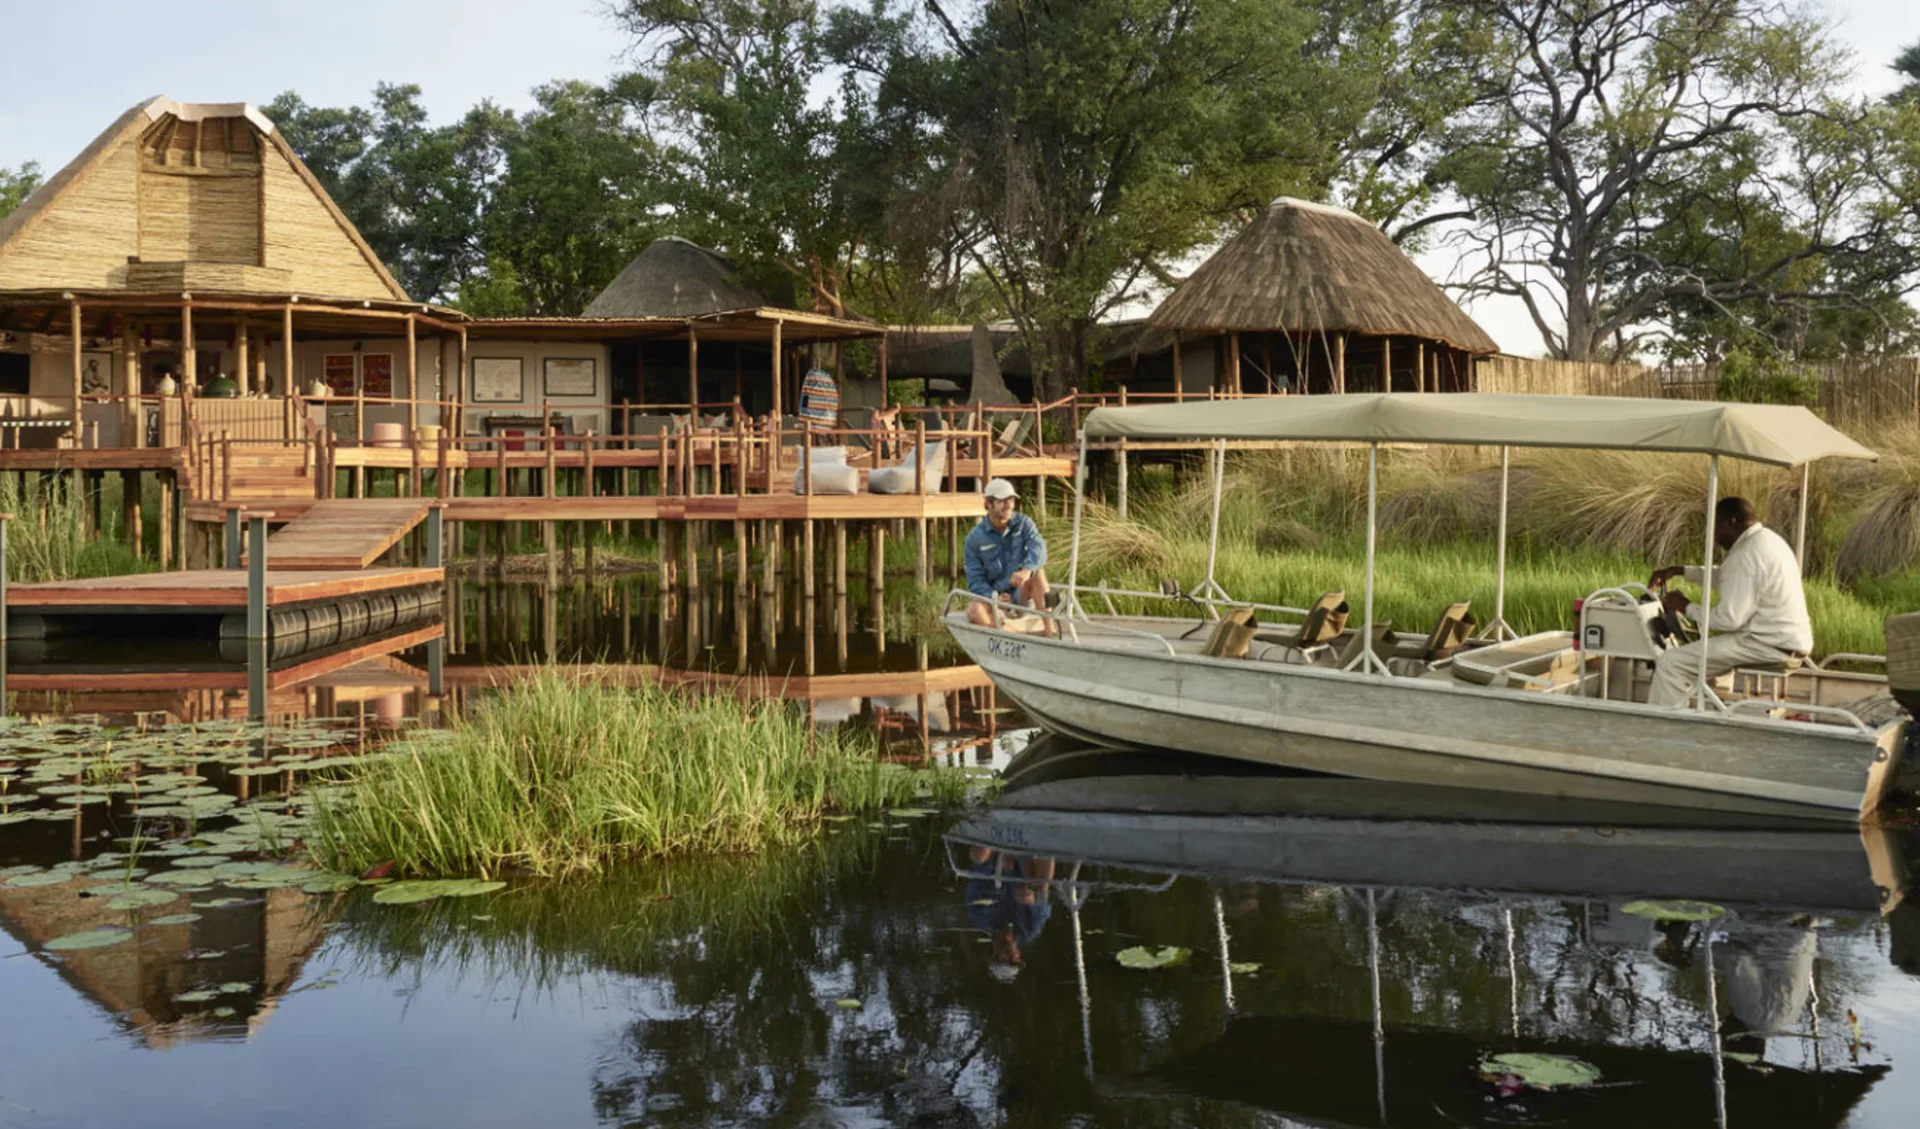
left=206, top=443, right=316, bottom=503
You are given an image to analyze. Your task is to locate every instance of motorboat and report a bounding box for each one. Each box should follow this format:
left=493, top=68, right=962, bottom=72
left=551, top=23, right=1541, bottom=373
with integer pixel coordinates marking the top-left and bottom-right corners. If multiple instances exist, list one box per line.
left=944, top=394, right=1915, bottom=821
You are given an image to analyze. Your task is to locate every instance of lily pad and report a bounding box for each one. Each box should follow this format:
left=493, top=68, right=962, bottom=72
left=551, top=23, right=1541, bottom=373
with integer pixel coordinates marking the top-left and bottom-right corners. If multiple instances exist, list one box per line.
left=372, top=879, right=506, bottom=905
left=217, top=981, right=252, bottom=994
left=148, top=913, right=203, bottom=926
left=1116, top=945, right=1191, bottom=970
left=300, top=874, right=360, bottom=894
left=1479, top=1053, right=1602, bottom=1090
left=103, top=887, right=181, bottom=910
left=173, top=989, right=219, bottom=1003
left=1228, top=962, right=1263, bottom=974
left=888, top=808, right=934, bottom=818
left=212, top=1007, right=238, bottom=1018
left=835, top=998, right=863, bottom=1009
left=45, top=927, right=134, bottom=951
left=191, top=897, right=253, bottom=909
left=1621, top=899, right=1725, bottom=922
left=5, top=871, right=76, bottom=888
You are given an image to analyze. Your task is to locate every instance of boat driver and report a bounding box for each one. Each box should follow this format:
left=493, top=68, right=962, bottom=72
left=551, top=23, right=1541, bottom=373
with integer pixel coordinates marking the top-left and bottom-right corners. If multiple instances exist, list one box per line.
left=1645, top=496, right=1813, bottom=707
left=964, top=478, right=1052, bottom=629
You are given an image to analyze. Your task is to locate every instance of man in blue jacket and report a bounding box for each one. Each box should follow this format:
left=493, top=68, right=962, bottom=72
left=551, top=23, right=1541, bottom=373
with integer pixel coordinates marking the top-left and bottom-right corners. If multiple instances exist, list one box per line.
left=965, top=478, right=1051, bottom=628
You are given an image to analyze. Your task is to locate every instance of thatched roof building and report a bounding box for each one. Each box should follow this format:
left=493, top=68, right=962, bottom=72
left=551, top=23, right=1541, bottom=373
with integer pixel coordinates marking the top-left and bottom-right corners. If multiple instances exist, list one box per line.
left=1146, top=197, right=1498, bottom=395
left=583, top=237, right=783, bottom=318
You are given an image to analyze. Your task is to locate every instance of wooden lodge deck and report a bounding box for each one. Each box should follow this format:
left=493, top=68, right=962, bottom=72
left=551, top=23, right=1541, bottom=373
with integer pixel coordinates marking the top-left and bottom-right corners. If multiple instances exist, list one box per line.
left=261, top=498, right=432, bottom=568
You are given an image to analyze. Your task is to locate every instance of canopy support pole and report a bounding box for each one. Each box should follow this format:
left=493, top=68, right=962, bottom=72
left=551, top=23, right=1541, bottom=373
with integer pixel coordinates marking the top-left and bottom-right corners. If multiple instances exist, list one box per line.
left=1063, top=431, right=1089, bottom=623
left=1214, top=888, right=1235, bottom=1012
left=1194, top=438, right=1230, bottom=606
left=1695, top=454, right=1720, bottom=711
left=1482, top=445, right=1516, bottom=640
left=1068, top=865, right=1094, bottom=1080
left=1346, top=442, right=1389, bottom=673
left=1368, top=887, right=1387, bottom=1124
left=1794, top=463, right=1810, bottom=572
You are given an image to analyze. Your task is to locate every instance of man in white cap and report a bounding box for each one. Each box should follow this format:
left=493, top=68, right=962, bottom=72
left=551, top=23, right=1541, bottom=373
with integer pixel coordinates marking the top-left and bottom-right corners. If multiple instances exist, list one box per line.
left=965, top=478, right=1051, bottom=628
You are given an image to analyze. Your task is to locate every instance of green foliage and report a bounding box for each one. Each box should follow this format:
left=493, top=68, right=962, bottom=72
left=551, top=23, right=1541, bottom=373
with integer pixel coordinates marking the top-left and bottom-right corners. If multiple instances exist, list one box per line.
left=0, top=160, right=43, bottom=221
left=1713, top=347, right=1817, bottom=406
left=309, top=671, right=966, bottom=877
left=0, top=473, right=151, bottom=583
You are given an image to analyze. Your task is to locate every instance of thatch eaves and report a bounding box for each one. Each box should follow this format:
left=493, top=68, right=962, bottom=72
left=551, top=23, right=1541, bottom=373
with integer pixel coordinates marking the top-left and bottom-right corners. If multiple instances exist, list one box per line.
left=583, top=237, right=786, bottom=318
left=1149, top=198, right=1498, bottom=355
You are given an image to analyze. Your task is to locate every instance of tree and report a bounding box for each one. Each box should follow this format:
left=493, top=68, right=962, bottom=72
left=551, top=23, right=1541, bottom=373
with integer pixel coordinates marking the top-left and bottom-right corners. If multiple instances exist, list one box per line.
left=0, top=161, right=43, bottom=223
left=911, top=0, right=1351, bottom=398
left=1894, top=39, right=1920, bottom=105
left=1437, top=0, right=1912, bottom=361
left=266, top=86, right=509, bottom=301
left=463, top=80, right=664, bottom=316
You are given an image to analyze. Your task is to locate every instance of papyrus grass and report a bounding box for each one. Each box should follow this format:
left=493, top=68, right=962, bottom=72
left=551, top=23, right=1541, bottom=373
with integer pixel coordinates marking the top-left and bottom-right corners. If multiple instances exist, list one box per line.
left=311, top=671, right=961, bottom=878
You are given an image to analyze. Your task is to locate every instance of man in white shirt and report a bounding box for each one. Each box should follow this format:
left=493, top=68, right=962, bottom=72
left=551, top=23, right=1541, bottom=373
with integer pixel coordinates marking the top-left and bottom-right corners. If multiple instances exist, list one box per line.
left=1646, top=496, right=1813, bottom=707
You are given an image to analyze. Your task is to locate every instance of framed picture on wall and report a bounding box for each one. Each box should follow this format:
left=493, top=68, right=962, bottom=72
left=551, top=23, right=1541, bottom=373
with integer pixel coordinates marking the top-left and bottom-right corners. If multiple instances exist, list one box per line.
left=81, top=351, right=115, bottom=395
left=472, top=357, right=524, bottom=403
left=543, top=357, right=596, bottom=396
left=323, top=354, right=357, bottom=396
left=361, top=353, right=394, bottom=398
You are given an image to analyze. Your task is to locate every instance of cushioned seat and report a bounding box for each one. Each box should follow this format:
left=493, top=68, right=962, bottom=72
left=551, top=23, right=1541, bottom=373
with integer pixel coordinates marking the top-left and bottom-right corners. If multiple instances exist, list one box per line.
left=794, top=445, right=860, bottom=495
left=869, top=440, right=948, bottom=494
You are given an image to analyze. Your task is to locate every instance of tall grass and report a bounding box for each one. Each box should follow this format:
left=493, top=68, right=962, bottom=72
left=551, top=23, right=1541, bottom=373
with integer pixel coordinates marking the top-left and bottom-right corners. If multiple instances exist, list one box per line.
left=310, top=671, right=963, bottom=878
left=0, top=473, right=149, bottom=582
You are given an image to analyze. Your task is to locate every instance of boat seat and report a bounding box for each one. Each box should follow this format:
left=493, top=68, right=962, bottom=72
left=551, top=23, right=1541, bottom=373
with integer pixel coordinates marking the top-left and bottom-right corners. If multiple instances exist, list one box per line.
left=1333, top=621, right=1393, bottom=668
left=1391, top=601, right=1475, bottom=663
left=1203, top=606, right=1259, bottom=659
left=1253, top=591, right=1348, bottom=662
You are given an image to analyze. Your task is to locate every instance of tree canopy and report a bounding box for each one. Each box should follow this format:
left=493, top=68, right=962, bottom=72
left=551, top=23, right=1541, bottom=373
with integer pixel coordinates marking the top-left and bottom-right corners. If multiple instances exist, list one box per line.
left=0, top=162, right=42, bottom=224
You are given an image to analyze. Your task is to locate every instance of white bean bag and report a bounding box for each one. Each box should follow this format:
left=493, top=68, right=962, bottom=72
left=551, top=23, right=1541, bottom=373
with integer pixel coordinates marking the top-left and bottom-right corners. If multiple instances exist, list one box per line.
left=794, top=445, right=860, bottom=495
left=868, top=440, right=948, bottom=494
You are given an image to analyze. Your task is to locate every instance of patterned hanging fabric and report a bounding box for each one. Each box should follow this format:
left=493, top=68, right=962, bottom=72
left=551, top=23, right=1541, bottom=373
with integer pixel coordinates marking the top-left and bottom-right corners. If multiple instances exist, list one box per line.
left=798, top=368, right=839, bottom=428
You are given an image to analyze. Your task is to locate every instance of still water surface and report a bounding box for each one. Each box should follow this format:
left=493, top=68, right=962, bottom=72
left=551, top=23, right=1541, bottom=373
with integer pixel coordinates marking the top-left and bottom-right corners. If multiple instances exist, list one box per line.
left=2, top=576, right=1917, bottom=1127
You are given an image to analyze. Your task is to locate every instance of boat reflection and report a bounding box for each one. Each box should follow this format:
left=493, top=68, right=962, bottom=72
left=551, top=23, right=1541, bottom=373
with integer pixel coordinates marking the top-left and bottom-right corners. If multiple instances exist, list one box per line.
left=947, top=750, right=1914, bottom=1128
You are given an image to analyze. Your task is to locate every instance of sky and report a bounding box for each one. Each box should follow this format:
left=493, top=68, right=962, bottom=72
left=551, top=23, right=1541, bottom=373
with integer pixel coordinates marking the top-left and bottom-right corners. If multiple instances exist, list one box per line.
left=1, top=0, right=1917, bottom=355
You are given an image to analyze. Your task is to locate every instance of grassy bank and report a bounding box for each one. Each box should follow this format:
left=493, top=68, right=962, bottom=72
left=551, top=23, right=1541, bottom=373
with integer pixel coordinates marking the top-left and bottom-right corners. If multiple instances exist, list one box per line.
left=0, top=473, right=152, bottom=582
left=310, top=671, right=965, bottom=878
left=1064, top=432, right=1920, bottom=658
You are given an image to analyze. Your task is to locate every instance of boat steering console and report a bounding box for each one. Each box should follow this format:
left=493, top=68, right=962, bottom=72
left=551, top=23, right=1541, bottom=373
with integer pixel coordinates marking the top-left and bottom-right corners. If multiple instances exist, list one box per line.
left=1579, top=582, right=1693, bottom=664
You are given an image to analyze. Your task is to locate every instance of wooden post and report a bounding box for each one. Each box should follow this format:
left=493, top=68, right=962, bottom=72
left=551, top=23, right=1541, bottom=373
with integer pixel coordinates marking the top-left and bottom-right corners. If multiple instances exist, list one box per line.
left=543, top=407, right=556, bottom=498
left=69, top=299, right=84, bottom=438
left=181, top=302, right=196, bottom=397
left=456, top=327, right=468, bottom=441
left=1415, top=340, right=1426, bottom=393
left=1229, top=331, right=1242, bottom=395
left=833, top=521, right=847, bottom=596
left=734, top=518, right=748, bottom=588
left=405, top=312, right=419, bottom=444
left=282, top=304, right=295, bottom=398
left=121, top=470, right=142, bottom=560
left=762, top=519, right=779, bottom=595
left=868, top=522, right=885, bottom=592
left=1335, top=333, right=1347, bottom=395
left=770, top=319, right=783, bottom=421
left=1382, top=337, right=1393, bottom=393
left=123, top=324, right=142, bottom=449
left=802, top=518, right=815, bottom=599
left=687, top=326, right=699, bottom=411
left=235, top=315, right=249, bottom=395
left=158, top=474, right=175, bottom=570
left=1116, top=385, right=1129, bottom=519
left=1172, top=330, right=1184, bottom=402
left=878, top=332, right=889, bottom=408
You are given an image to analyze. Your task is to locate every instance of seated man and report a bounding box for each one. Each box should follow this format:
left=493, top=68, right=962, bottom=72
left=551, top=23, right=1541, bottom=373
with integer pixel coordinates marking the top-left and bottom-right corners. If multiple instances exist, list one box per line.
left=1646, top=496, right=1812, bottom=707
left=965, top=478, right=1051, bottom=628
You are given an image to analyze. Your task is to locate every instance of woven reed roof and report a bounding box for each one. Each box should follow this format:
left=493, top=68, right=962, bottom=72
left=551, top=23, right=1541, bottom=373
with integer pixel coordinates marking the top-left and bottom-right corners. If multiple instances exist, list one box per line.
left=583, top=237, right=785, bottom=317
left=1149, top=198, right=1498, bottom=354
left=0, top=96, right=407, bottom=302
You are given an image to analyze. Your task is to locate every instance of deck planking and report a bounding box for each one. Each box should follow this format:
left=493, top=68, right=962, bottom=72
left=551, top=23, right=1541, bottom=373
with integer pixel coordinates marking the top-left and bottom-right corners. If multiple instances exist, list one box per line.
left=261, top=498, right=432, bottom=568
left=6, top=566, right=442, bottom=613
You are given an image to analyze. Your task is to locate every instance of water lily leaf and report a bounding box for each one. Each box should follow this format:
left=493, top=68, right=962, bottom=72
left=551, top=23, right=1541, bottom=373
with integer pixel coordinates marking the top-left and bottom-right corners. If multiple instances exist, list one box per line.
left=174, top=989, right=219, bottom=1003
left=191, top=897, right=252, bottom=909
left=1116, top=946, right=1191, bottom=970
left=212, top=1007, right=237, bottom=1018
left=1479, top=1053, right=1602, bottom=1090
left=217, top=981, right=252, bottom=994
left=370, top=881, right=449, bottom=905
left=148, top=913, right=202, bottom=926
left=45, top=927, right=133, bottom=951
left=104, top=887, right=181, bottom=910
left=1228, top=962, right=1262, bottom=974
left=167, top=856, right=232, bottom=868
left=0, top=812, right=33, bottom=826
left=437, top=879, right=505, bottom=898
left=1621, top=900, right=1725, bottom=923
left=835, top=999, right=863, bottom=1009
left=888, top=808, right=934, bottom=818
left=5, top=871, right=75, bottom=888
left=1725, top=1051, right=1761, bottom=1065
left=299, top=875, right=359, bottom=894
left=229, top=766, right=285, bottom=777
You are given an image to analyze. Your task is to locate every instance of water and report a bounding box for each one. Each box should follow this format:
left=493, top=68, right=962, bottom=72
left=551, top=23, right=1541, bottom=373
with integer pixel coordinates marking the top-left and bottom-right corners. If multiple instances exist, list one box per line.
left=3, top=576, right=1918, bottom=1127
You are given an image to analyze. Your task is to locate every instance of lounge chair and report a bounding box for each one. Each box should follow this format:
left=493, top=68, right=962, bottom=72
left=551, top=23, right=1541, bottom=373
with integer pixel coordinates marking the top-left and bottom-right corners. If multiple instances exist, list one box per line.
left=869, top=440, right=948, bottom=494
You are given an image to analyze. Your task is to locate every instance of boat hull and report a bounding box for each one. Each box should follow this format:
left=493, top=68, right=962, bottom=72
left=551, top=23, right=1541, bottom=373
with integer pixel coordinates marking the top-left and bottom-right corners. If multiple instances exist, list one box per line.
left=946, top=615, right=1905, bottom=822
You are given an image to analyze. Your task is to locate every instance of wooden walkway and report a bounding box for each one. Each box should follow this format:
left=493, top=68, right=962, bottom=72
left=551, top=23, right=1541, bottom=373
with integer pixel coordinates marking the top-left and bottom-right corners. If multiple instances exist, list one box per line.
left=262, top=499, right=432, bottom=568
left=6, top=567, right=442, bottom=614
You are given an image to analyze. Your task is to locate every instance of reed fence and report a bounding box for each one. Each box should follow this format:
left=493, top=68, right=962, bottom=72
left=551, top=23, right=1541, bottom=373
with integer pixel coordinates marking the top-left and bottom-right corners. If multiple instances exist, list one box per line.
left=1475, top=354, right=1920, bottom=425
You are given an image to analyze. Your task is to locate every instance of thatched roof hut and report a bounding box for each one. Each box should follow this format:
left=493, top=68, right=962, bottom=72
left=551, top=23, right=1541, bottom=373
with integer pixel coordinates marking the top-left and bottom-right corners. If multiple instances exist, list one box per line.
left=1145, top=198, right=1497, bottom=395
left=583, top=237, right=784, bottom=318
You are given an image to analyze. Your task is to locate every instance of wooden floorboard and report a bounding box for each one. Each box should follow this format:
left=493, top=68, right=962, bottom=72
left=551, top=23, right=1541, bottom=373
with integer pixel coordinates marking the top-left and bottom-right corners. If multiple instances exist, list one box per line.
left=262, top=498, right=432, bottom=568
left=7, top=567, right=442, bottom=611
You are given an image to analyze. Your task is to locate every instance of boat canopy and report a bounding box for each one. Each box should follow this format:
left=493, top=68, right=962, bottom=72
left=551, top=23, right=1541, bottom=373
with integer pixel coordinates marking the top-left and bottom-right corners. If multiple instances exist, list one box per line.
left=1080, top=393, right=1876, bottom=467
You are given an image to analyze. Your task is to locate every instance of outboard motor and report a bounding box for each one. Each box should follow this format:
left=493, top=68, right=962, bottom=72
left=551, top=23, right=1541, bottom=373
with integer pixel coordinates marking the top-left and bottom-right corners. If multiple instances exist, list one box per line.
left=1886, top=612, right=1920, bottom=718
